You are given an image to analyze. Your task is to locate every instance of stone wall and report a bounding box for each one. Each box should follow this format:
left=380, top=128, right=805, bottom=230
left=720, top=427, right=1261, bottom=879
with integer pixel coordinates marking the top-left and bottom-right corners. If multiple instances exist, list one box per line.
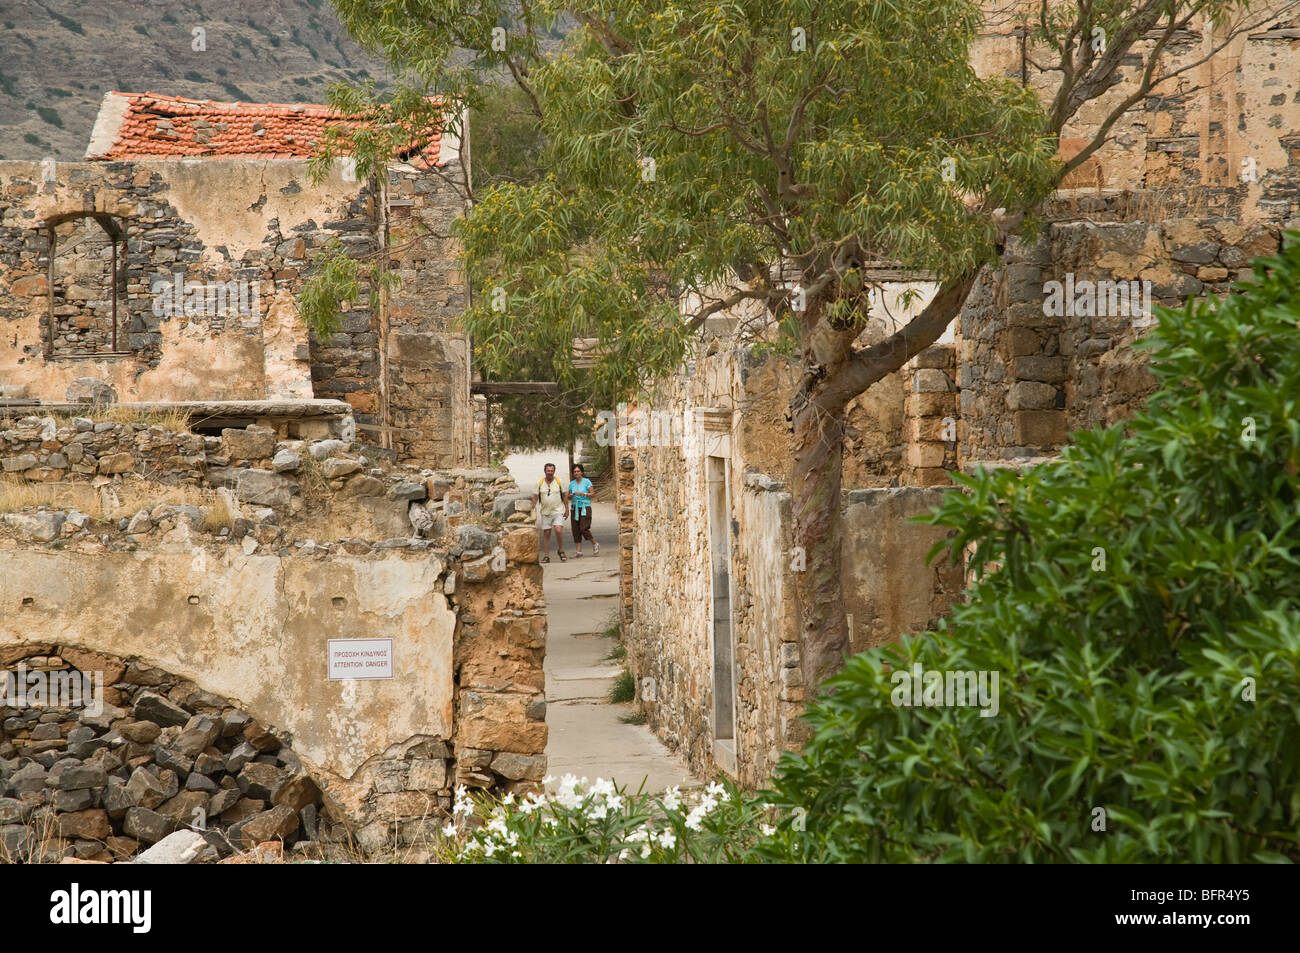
left=1, top=156, right=474, bottom=469
left=381, top=162, right=473, bottom=465
left=0, top=412, right=545, bottom=858
left=1, top=649, right=331, bottom=863
left=0, top=159, right=361, bottom=404
left=842, top=487, right=964, bottom=652
left=973, top=10, right=1300, bottom=222
left=957, top=218, right=1292, bottom=467
left=620, top=346, right=959, bottom=785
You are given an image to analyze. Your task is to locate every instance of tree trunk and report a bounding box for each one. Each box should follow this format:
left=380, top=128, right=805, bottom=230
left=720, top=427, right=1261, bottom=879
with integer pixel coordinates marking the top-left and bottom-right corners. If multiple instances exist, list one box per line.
left=789, top=274, right=978, bottom=692
left=791, top=391, right=851, bottom=688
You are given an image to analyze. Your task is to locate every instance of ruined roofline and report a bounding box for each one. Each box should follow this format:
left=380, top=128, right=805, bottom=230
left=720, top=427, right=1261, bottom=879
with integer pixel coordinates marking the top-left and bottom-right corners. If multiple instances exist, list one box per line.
left=83, top=90, right=452, bottom=166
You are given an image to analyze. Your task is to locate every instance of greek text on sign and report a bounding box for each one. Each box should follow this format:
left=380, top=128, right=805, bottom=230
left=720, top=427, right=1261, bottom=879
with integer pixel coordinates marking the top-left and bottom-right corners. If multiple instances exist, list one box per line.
left=327, top=638, right=394, bottom=680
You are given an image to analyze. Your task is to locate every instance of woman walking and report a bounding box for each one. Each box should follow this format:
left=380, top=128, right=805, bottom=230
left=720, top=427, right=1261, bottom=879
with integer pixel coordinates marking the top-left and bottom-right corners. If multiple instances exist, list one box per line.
left=569, top=463, right=598, bottom=557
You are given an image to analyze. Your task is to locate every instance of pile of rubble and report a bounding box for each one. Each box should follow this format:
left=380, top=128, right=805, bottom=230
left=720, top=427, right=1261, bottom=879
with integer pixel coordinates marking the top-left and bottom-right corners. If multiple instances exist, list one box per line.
left=0, top=658, right=326, bottom=864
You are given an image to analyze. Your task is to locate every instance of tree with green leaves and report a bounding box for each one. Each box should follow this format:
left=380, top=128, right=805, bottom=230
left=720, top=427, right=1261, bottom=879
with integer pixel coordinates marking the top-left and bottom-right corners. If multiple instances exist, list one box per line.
left=311, top=0, right=1278, bottom=689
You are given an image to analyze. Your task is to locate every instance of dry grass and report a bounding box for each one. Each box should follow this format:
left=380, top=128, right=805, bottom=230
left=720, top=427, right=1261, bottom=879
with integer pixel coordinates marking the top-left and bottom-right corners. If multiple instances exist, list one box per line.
left=0, top=808, right=60, bottom=864
left=0, top=474, right=223, bottom=523
left=1049, top=186, right=1215, bottom=225
left=200, top=488, right=241, bottom=532
left=296, top=453, right=332, bottom=504
left=0, top=404, right=193, bottom=434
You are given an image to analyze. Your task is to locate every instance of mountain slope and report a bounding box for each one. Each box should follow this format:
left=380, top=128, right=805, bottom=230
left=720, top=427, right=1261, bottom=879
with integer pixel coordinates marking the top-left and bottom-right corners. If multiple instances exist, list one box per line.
left=0, top=0, right=393, bottom=159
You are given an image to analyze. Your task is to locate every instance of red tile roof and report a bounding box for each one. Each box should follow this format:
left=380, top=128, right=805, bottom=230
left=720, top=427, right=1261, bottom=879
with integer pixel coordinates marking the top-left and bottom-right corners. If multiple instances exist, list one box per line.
left=85, top=91, right=445, bottom=166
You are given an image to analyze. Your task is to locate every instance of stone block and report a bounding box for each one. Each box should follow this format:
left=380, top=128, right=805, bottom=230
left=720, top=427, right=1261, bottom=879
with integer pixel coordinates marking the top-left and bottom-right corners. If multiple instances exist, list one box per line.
left=135, top=829, right=212, bottom=864
left=458, top=691, right=548, bottom=752
left=2, top=453, right=37, bottom=473
left=906, top=392, right=955, bottom=418
left=905, top=442, right=946, bottom=469
left=912, top=368, right=952, bottom=393
left=57, top=809, right=111, bottom=841
left=1006, top=381, right=1058, bottom=411
left=271, top=774, right=320, bottom=812
left=406, top=759, right=448, bottom=790
left=911, top=467, right=953, bottom=487
left=503, top=527, right=538, bottom=563
left=123, top=807, right=177, bottom=845
left=134, top=692, right=188, bottom=727
left=238, top=805, right=299, bottom=846
left=96, top=452, right=134, bottom=474
left=490, top=751, right=546, bottom=781
left=2, top=512, right=64, bottom=542
left=206, top=467, right=294, bottom=509
left=1013, top=411, right=1066, bottom=447
left=910, top=345, right=955, bottom=370
left=221, top=426, right=276, bottom=461
left=996, top=326, right=1042, bottom=361
left=1012, top=355, right=1066, bottom=383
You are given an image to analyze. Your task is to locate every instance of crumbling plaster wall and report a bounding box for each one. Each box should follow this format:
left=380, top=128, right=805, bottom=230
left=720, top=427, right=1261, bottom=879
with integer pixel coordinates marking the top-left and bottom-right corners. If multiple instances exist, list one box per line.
left=0, top=412, right=546, bottom=852
left=0, top=159, right=366, bottom=403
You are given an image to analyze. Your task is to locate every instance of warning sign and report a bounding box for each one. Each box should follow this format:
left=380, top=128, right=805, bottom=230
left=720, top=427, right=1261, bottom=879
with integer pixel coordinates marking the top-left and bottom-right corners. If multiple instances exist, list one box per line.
left=327, top=638, right=394, bottom=680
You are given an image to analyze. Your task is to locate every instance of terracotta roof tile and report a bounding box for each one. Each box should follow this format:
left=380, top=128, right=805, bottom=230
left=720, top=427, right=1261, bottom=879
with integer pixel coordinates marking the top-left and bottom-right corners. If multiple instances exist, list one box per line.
left=85, top=91, right=445, bottom=166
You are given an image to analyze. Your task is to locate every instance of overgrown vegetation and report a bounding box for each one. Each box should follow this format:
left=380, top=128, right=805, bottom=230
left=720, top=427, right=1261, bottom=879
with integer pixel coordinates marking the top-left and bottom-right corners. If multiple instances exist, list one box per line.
left=457, top=237, right=1300, bottom=864
left=763, top=234, right=1300, bottom=863
left=297, top=237, right=396, bottom=343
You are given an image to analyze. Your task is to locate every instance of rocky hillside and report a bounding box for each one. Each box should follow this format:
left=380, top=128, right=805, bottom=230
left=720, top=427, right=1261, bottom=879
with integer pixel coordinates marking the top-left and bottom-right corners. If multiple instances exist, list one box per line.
left=0, top=0, right=392, bottom=159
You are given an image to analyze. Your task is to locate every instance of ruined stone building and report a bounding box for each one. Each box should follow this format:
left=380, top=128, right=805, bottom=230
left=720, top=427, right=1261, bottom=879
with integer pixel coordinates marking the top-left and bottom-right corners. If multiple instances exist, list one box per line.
left=0, top=93, right=545, bottom=860
left=2, top=91, right=478, bottom=466
left=618, top=12, right=1300, bottom=786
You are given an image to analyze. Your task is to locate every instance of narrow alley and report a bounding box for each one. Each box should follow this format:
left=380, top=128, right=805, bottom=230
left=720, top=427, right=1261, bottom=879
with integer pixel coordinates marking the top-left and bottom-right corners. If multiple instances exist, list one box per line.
left=504, top=451, right=696, bottom=793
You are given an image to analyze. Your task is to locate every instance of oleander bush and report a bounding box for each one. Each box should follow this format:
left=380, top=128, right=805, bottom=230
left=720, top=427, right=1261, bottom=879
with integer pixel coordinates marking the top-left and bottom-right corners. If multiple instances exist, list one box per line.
left=445, top=777, right=777, bottom=864
left=763, top=233, right=1300, bottom=863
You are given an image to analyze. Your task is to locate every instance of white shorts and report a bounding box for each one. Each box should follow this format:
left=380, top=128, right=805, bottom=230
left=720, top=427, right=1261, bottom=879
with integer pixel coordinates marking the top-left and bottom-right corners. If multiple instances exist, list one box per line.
left=537, top=512, right=565, bottom=530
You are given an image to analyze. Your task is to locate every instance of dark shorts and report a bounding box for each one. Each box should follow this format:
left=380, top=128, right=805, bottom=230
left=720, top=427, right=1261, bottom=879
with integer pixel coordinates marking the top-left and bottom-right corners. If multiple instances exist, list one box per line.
left=571, top=506, right=593, bottom=543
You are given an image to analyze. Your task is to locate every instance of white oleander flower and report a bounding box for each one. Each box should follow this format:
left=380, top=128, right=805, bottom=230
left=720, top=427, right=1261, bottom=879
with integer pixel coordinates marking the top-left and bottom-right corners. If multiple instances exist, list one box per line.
left=657, top=830, right=676, bottom=849
left=661, top=786, right=682, bottom=811
left=685, top=807, right=706, bottom=831
left=442, top=823, right=458, bottom=837
left=761, top=824, right=776, bottom=836
left=705, top=781, right=729, bottom=802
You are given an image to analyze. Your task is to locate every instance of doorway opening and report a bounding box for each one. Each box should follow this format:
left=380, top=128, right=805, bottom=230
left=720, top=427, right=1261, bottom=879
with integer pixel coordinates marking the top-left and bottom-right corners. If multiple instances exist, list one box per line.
left=706, top=453, right=737, bottom=774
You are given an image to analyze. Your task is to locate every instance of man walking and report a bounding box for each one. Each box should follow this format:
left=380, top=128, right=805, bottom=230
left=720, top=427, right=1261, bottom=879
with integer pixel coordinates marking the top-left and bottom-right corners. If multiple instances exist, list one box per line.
left=569, top=463, right=598, bottom=557
left=533, top=462, right=568, bottom=563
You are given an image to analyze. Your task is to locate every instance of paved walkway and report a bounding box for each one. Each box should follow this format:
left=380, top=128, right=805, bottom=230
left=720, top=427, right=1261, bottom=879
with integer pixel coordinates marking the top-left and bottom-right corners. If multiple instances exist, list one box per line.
left=504, top=451, right=696, bottom=792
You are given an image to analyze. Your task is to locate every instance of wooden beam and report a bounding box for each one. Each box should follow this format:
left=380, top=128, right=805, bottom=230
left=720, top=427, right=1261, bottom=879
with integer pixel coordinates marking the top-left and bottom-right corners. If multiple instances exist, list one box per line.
left=471, top=381, right=561, bottom=395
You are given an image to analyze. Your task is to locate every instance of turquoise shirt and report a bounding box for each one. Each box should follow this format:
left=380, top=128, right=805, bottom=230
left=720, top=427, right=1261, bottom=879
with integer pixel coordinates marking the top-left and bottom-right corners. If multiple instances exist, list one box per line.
left=569, top=477, right=593, bottom=513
